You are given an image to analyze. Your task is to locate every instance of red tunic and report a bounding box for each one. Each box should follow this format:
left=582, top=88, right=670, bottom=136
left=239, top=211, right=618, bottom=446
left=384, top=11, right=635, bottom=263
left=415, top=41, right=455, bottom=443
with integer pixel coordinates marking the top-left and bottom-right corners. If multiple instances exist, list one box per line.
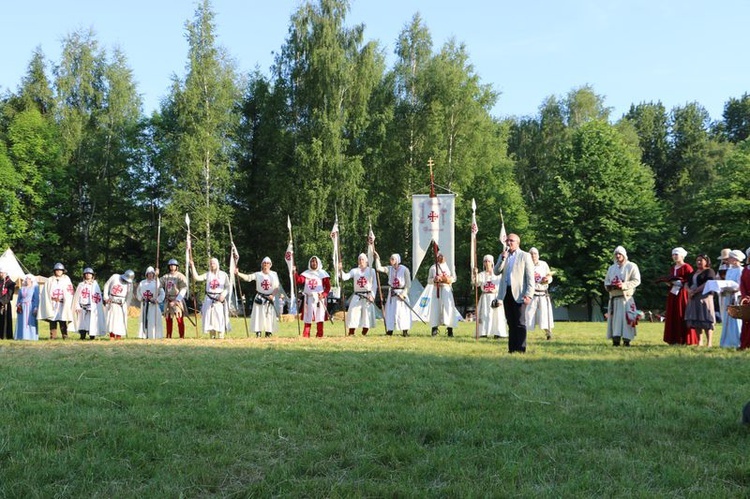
left=739, top=267, right=750, bottom=350
left=662, top=263, right=698, bottom=345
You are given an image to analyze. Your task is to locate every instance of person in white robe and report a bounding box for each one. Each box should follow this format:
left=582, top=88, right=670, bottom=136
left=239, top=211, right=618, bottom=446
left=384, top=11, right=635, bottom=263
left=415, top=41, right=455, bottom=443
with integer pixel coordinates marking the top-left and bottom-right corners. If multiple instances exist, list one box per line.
left=72, top=268, right=106, bottom=340
left=472, top=255, right=507, bottom=338
left=425, top=252, right=460, bottom=337
left=604, top=246, right=641, bottom=346
left=15, top=274, right=39, bottom=340
left=294, top=256, right=331, bottom=338
left=137, top=266, right=165, bottom=339
left=103, top=270, right=135, bottom=339
left=38, top=262, right=75, bottom=339
left=160, top=258, right=188, bottom=339
left=526, top=247, right=555, bottom=340
left=191, top=257, right=231, bottom=339
left=374, top=252, right=412, bottom=337
left=237, top=257, right=280, bottom=338
left=339, top=253, right=377, bottom=336
left=720, top=250, right=744, bottom=348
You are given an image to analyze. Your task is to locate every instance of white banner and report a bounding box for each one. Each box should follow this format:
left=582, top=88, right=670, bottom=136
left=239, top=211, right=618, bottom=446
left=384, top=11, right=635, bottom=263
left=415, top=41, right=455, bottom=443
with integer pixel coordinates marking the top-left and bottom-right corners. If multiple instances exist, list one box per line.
left=412, top=194, right=456, bottom=278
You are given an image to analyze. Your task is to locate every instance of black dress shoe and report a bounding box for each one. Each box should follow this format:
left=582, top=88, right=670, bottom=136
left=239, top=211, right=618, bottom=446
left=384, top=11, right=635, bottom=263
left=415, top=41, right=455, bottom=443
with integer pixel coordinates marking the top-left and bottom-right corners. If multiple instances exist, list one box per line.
left=447, top=328, right=454, bottom=337
left=386, top=330, right=393, bottom=336
left=431, top=327, right=439, bottom=337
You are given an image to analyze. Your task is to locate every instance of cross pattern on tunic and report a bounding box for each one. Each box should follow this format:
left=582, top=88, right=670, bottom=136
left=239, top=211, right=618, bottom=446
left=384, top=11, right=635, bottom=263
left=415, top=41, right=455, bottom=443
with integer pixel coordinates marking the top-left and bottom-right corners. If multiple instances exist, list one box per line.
left=81, top=288, right=91, bottom=299
left=535, top=272, right=542, bottom=283
left=167, top=281, right=174, bottom=290
left=483, top=282, right=496, bottom=293
left=143, top=290, right=153, bottom=300
left=393, top=277, right=401, bottom=288
left=112, top=284, right=123, bottom=296
left=67, top=285, right=74, bottom=294
left=356, top=276, right=368, bottom=288
left=209, top=279, right=220, bottom=290
left=261, top=279, right=271, bottom=291
left=93, top=293, right=102, bottom=304
left=307, top=278, right=318, bottom=291
left=52, top=289, right=64, bottom=300
left=428, top=211, right=439, bottom=222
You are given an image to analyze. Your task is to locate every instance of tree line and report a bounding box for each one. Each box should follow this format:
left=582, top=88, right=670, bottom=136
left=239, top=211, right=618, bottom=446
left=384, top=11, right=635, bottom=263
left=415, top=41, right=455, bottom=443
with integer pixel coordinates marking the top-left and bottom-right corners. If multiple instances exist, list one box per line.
left=1, top=0, right=749, bottom=316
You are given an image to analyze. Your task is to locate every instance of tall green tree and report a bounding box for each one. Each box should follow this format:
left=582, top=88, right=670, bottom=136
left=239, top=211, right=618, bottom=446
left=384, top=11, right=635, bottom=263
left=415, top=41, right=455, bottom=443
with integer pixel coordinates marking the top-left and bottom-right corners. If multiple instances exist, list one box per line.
left=537, top=120, right=665, bottom=315
left=158, top=0, right=240, bottom=264
left=720, top=92, right=750, bottom=144
left=623, top=101, right=670, bottom=196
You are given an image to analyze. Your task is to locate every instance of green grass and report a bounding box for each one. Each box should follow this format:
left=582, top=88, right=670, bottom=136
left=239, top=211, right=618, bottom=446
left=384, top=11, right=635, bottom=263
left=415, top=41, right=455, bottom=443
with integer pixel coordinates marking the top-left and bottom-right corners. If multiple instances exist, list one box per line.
left=1, top=319, right=749, bottom=497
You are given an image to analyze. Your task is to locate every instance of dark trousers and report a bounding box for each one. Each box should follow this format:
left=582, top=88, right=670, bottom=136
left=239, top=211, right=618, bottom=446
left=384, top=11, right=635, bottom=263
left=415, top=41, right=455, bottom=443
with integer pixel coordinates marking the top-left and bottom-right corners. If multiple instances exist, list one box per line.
left=503, top=286, right=526, bottom=353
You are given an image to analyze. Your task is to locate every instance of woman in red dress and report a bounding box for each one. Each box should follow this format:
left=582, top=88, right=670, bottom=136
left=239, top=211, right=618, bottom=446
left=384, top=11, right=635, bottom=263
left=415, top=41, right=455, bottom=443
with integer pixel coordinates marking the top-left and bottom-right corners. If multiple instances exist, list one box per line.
left=739, top=248, right=750, bottom=350
left=662, top=247, right=698, bottom=345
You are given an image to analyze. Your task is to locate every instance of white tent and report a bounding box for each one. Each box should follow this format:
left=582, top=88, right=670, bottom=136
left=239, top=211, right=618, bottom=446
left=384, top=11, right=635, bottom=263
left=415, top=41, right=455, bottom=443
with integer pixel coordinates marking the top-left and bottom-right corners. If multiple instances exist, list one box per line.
left=0, top=248, right=28, bottom=281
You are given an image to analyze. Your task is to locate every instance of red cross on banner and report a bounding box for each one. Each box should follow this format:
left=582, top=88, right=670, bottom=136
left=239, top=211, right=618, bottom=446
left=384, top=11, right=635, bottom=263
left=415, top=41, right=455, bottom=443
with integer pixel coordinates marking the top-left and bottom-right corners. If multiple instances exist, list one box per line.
left=428, top=211, right=439, bottom=222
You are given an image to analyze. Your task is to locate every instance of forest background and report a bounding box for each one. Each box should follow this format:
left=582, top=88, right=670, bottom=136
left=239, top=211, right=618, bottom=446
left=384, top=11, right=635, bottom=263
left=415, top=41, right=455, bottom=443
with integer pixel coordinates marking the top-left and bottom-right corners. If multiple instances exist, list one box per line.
left=1, top=0, right=749, bottom=317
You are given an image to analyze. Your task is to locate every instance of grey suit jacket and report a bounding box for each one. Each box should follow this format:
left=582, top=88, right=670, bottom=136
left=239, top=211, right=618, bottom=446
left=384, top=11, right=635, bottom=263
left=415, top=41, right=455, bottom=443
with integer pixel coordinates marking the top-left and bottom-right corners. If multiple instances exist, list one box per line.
left=493, top=249, right=535, bottom=303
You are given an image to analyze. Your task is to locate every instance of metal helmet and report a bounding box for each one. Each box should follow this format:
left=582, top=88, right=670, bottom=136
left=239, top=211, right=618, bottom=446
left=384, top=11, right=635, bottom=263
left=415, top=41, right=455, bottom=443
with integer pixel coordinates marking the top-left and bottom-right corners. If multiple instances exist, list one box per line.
left=145, top=266, right=155, bottom=276
left=83, top=267, right=94, bottom=275
left=53, top=262, right=65, bottom=272
left=167, top=258, right=179, bottom=267
left=121, top=270, right=135, bottom=283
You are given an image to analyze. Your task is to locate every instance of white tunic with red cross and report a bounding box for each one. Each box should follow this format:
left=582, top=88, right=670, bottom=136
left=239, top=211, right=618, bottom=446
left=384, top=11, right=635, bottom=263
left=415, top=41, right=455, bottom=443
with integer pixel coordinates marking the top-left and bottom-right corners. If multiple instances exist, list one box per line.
left=197, top=271, right=230, bottom=334
left=300, top=269, right=329, bottom=323
left=474, top=271, right=507, bottom=337
left=341, top=266, right=376, bottom=328
left=238, top=270, right=280, bottom=333
left=103, top=274, right=133, bottom=336
left=73, top=280, right=106, bottom=336
left=137, top=278, right=165, bottom=339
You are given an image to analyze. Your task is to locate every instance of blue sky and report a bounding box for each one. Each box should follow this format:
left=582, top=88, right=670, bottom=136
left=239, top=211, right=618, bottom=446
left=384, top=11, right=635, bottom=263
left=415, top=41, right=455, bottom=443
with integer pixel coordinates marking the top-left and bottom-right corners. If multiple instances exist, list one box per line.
left=2, top=0, right=748, bottom=121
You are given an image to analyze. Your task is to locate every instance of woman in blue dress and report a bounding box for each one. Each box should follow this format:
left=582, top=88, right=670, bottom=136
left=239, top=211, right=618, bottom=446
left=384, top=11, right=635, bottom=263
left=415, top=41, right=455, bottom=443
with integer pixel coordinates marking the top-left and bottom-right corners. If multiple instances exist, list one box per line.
left=720, top=250, right=744, bottom=348
left=15, top=274, right=39, bottom=340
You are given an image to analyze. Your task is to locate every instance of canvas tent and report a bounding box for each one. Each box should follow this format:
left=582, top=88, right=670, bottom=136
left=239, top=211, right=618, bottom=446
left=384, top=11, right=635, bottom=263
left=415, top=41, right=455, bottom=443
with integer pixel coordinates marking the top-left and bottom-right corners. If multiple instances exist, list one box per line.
left=0, top=248, right=28, bottom=282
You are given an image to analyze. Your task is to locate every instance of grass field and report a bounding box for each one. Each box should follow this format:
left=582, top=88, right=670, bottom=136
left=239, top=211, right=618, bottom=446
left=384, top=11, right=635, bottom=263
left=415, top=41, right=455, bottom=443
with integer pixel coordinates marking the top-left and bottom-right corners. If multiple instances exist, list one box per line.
left=1, top=318, right=749, bottom=497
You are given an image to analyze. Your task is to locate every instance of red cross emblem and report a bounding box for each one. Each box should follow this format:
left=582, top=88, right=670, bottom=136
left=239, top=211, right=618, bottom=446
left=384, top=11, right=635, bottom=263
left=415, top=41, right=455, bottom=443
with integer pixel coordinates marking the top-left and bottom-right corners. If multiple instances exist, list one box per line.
left=209, top=279, right=220, bottom=290
left=471, top=222, right=478, bottom=234
left=307, top=278, right=318, bottom=290
left=81, top=288, right=91, bottom=299
left=535, top=272, right=542, bottom=283
left=143, top=290, right=153, bottom=300
left=428, top=211, right=439, bottom=222
left=93, top=293, right=102, bottom=304
left=483, top=282, right=496, bottom=293
left=167, top=281, right=174, bottom=290
left=393, top=278, right=401, bottom=288
left=52, top=289, right=64, bottom=300
left=356, top=276, right=368, bottom=288
left=261, top=279, right=271, bottom=291
left=67, top=284, right=74, bottom=294
left=112, top=284, right=123, bottom=296
left=285, top=251, right=292, bottom=261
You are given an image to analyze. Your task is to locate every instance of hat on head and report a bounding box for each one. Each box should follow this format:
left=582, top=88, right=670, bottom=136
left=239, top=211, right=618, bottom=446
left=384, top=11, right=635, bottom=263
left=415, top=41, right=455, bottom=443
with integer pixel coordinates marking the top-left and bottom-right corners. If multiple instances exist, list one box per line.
left=83, top=267, right=94, bottom=275
left=121, top=270, right=135, bottom=283
left=614, top=246, right=627, bottom=258
left=718, top=248, right=731, bottom=260
left=672, top=247, right=687, bottom=258
left=529, top=247, right=539, bottom=255
left=730, top=249, right=745, bottom=262
left=53, top=262, right=65, bottom=272
left=145, top=266, right=155, bottom=276
left=167, top=258, right=179, bottom=267
left=262, top=257, right=272, bottom=265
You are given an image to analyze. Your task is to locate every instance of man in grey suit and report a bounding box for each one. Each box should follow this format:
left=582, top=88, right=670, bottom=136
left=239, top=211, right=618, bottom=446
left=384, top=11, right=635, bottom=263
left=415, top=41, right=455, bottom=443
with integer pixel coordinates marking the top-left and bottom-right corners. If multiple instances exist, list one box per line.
left=493, top=233, right=535, bottom=353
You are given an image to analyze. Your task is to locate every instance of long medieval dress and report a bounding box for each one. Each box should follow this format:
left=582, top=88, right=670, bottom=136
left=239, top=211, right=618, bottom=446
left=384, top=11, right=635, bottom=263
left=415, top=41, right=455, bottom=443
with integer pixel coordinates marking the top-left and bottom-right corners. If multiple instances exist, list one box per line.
left=662, top=263, right=698, bottom=345
left=739, top=266, right=750, bottom=350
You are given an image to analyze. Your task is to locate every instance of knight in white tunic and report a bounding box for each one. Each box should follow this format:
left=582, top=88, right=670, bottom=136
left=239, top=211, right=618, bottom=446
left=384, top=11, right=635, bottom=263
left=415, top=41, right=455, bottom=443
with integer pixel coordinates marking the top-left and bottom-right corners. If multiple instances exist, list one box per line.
left=160, top=258, right=188, bottom=338
left=375, top=253, right=412, bottom=336
left=525, top=247, right=555, bottom=340
left=72, top=267, right=106, bottom=340
left=103, top=270, right=135, bottom=339
left=38, top=262, right=75, bottom=339
left=294, top=256, right=331, bottom=338
left=191, top=257, right=231, bottom=339
left=339, top=253, right=377, bottom=335
left=237, top=257, right=280, bottom=338
left=472, top=255, right=507, bottom=338
left=426, top=253, right=460, bottom=337
left=137, top=266, right=165, bottom=339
